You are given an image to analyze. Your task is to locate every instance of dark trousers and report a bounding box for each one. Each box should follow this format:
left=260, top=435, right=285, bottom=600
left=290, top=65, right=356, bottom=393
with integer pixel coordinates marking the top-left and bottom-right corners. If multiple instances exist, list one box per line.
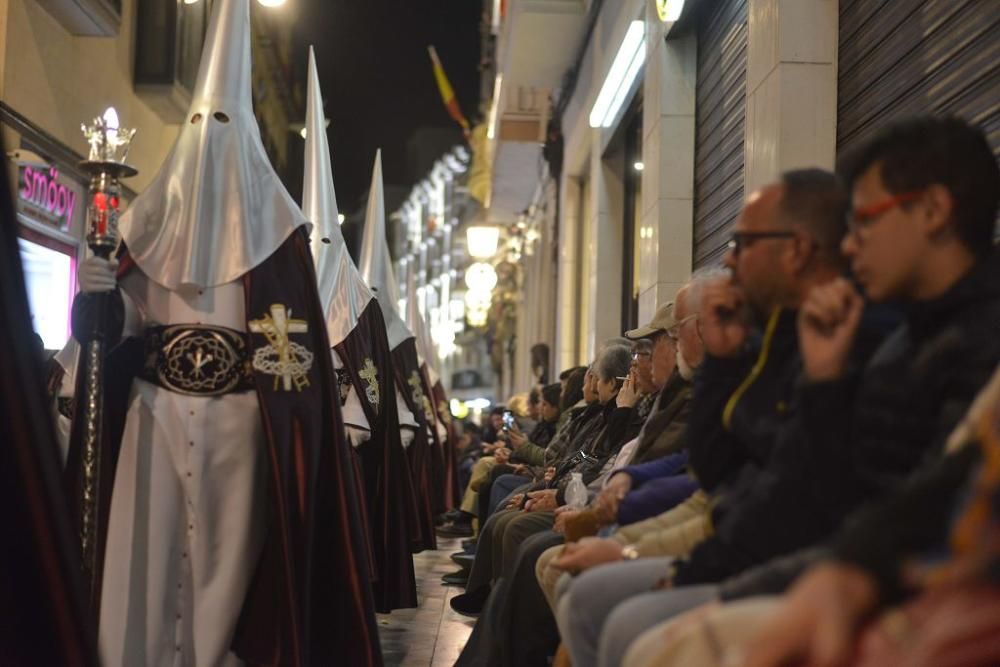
left=456, top=530, right=565, bottom=667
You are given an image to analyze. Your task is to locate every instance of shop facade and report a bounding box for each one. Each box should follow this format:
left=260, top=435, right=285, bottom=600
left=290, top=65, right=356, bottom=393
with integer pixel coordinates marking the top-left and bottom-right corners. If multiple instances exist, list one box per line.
left=0, top=0, right=303, bottom=352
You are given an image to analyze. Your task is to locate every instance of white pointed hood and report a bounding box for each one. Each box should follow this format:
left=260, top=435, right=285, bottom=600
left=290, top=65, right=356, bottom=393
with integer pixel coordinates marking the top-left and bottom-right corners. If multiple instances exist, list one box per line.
left=118, top=0, right=307, bottom=289
left=303, top=46, right=374, bottom=346
left=358, top=151, right=413, bottom=349
left=405, top=271, right=441, bottom=383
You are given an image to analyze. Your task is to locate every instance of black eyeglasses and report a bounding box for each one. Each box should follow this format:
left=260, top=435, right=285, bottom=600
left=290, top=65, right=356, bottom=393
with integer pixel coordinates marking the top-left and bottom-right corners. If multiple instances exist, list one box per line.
left=726, top=230, right=797, bottom=255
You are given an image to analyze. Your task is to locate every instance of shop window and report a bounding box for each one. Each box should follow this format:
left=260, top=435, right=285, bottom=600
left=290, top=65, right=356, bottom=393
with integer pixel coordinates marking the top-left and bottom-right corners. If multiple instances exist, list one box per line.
left=18, top=237, right=76, bottom=350
left=621, top=103, right=643, bottom=333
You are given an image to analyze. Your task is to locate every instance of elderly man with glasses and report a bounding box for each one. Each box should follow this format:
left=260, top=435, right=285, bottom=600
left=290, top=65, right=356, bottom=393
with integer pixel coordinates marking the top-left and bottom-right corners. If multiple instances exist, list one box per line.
left=549, top=168, right=879, bottom=667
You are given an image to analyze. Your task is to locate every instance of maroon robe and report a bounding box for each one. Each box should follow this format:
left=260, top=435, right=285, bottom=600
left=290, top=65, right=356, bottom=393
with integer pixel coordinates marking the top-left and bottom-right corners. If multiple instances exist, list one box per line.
left=391, top=338, right=438, bottom=552
left=334, top=300, right=418, bottom=612
left=65, top=231, right=382, bottom=666
left=417, top=364, right=448, bottom=516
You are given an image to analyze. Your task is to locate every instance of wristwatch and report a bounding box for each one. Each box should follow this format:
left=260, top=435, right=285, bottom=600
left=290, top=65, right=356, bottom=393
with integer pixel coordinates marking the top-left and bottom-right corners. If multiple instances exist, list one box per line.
left=621, top=544, right=640, bottom=561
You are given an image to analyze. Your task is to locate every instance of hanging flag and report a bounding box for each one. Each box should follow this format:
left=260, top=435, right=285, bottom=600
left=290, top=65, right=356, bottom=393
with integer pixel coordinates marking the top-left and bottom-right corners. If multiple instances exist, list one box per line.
left=428, top=45, right=471, bottom=140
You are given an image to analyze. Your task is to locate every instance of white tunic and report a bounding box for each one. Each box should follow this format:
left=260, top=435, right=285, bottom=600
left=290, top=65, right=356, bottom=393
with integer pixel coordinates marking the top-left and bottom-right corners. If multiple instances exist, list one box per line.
left=98, top=273, right=267, bottom=667
left=396, top=385, right=418, bottom=449
left=331, top=348, right=371, bottom=447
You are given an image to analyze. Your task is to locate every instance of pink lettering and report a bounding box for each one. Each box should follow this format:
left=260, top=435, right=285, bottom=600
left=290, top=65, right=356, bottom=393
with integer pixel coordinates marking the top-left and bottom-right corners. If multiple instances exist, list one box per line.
left=64, top=190, right=76, bottom=224
left=18, top=164, right=76, bottom=226
left=21, top=167, right=33, bottom=199
left=47, top=179, right=58, bottom=211
left=55, top=187, right=67, bottom=217
left=31, top=169, right=47, bottom=206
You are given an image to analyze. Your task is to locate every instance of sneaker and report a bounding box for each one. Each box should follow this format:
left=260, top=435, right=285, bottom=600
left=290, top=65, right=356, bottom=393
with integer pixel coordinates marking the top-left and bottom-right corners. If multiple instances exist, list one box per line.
left=441, top=570, right=469, bottom=586
left=450, top=586, right=490, bottom=617
left=436, top=520, right=473, bottom=538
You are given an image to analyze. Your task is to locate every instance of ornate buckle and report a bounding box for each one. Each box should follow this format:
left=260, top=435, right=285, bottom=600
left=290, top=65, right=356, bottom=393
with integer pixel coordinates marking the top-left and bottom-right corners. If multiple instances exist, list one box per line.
left=155, top=326, right=248, bottom=396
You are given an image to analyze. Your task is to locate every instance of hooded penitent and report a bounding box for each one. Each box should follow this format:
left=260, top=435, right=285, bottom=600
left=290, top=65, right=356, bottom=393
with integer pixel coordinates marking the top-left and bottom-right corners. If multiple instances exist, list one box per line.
left=405, top=272, right=458, bottom=512
left=303, top=46, right=417, bottom=611
left=359, top=154, right=438, bottom=551
left=358, top=151, right=414, bottom=349
left=65, top=2, right=381, bottom=665
left=117, top=0, right=306, bottom=290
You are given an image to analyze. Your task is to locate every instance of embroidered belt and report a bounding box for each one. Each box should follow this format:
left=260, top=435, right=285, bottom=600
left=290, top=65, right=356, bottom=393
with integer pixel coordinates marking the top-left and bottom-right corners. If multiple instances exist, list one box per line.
left=141, top=325, right=253, bottom=396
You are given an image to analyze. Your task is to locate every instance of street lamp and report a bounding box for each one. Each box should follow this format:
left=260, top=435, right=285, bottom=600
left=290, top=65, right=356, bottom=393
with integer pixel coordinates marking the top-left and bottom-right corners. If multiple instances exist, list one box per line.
left=466, top=226, right=500, bottom=258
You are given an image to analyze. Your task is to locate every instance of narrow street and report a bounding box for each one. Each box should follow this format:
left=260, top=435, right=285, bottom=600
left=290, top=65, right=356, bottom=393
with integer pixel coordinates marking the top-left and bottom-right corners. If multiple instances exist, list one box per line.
left=379, top=538, right=474, bottom=666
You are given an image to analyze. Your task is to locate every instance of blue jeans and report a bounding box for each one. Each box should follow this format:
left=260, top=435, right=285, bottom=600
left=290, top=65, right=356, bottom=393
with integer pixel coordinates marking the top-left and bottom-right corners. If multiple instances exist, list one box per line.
left=489, top=474, right=531, bottom=516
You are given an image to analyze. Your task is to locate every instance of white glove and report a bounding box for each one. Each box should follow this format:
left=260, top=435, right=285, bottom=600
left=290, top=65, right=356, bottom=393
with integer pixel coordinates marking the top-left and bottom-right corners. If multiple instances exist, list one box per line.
left=78, top=256, right=118, bottom=293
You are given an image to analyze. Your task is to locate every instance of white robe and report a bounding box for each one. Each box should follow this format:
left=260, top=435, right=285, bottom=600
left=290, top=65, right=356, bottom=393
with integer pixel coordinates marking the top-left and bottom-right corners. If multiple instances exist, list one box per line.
left=332, top=348, right=371, bottom=447
left=98, top=273, right=267, bottom=667
left=396, top=385, right=418, bottom=449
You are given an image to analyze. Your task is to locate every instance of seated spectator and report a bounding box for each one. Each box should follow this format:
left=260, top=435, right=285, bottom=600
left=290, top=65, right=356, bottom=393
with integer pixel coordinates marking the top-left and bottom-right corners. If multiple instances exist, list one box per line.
left=453, top=276, right=708, bottom=667
left=456, top=421, right=483, bottom=492
left=624, top=363, right=1000, bottom=667
left=548, top=167, right=864, bottom=666
left=450, top=343, right=634, bottom=614
left=562, top=116, right=1000, bottom=667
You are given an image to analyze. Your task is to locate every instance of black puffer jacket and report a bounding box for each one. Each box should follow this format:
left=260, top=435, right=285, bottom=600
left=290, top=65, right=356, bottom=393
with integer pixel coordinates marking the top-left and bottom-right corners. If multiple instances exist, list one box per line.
left=685, top=308, right=801, bottom=493
left=674, top=254, right=1000, bottom=585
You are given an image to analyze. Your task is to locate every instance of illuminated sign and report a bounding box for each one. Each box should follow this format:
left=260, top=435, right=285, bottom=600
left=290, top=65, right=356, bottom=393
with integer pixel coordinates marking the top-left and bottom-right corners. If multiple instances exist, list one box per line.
left=18, top=165, right=79, bottom=232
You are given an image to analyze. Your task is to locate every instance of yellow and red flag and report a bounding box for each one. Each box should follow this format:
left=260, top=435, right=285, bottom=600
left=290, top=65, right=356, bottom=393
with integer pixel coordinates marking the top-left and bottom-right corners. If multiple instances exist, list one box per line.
left=428, top=45, right=471, bottom=141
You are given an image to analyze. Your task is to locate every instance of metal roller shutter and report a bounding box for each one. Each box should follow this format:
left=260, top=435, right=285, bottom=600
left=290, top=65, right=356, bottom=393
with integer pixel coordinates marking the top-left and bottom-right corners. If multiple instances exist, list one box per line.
left=838, top=0, right=1000, bottom=160
left=693, top=0, right=748, bottom=269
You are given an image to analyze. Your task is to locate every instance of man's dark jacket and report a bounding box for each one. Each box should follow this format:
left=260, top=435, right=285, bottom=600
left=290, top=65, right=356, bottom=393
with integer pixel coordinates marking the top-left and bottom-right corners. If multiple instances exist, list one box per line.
left=674, top=255, right=1000, bottom=585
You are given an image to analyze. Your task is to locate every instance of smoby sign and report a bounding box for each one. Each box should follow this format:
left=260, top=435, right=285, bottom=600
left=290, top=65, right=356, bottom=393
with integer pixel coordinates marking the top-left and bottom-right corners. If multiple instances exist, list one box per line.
left=19, top=165, right=79, bottom=231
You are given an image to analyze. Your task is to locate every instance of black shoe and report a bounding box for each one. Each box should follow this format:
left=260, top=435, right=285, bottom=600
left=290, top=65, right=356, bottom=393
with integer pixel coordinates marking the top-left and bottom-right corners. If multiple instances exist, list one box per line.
left=461, top=538, right=477, bottom=551
left=442, top=570, right=469, bottom=586
left=436, top=520, right=473, bottom=538
left=450, top=552, right=475, bottom=569
left=437, top=509, right=462, bottom=525
left=450, top=586, right=490, bottom=617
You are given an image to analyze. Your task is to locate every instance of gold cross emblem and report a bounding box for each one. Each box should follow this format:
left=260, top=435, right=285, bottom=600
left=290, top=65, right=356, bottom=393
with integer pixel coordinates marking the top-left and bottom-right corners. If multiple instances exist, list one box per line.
left=408, top=371, right=434, bottom=422
left=249, top=304, right=313, bottom=392
left=358, top=357, right=380, bottom=411
left=186, top=347, right=213, bottom=378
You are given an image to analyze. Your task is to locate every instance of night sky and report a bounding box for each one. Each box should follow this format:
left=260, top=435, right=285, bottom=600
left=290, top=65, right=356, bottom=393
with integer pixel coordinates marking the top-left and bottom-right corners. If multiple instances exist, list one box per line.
left=296, top=0, right=482, bottom=210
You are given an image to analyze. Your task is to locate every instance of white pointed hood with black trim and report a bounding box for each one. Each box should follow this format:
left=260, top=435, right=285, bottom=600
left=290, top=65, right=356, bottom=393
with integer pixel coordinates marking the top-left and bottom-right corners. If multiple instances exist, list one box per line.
left=303, top=46, right=373, bottom=346
left=358, top=151, right=414, bottom=350
left=118, top=0, right=307, bottom=289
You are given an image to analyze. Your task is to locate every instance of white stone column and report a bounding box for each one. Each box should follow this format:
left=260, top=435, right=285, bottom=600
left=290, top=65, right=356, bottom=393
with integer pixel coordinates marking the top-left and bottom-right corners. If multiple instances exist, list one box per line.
left=636, top=9, right=697, bottom=324
left=745, top=0, right=838, bottom=193
left=555, top=176, right=582, bottom=371
left=586, top=144, right=624, bottom=353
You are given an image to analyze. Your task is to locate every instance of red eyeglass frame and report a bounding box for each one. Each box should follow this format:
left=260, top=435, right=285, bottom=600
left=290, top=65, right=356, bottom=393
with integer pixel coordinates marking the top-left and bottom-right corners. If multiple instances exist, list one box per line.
left=850, top=190, right=925, bottom=228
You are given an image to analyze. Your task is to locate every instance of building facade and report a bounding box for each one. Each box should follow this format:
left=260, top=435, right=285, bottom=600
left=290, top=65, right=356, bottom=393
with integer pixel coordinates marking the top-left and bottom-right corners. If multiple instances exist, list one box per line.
left=485, top=0, right=998, bottom=391
left=0, top=0, right=302, bottom=351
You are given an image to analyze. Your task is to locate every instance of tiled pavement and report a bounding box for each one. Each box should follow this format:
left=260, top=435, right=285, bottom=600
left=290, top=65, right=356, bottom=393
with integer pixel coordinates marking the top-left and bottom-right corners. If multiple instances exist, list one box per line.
left=378, top=538, right=476, bottom=666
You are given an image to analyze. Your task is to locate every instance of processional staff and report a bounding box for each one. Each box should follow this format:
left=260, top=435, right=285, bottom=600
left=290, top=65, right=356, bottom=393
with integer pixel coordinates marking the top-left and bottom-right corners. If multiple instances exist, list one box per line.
left=74, top=108, right=137, bottom=604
